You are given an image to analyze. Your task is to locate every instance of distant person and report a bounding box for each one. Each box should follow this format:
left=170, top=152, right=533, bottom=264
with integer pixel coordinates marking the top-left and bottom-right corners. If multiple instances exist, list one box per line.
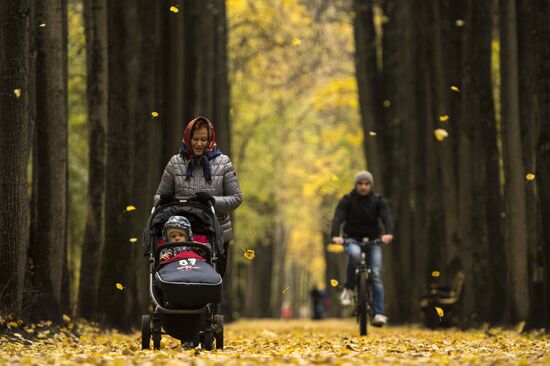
left=310, top=283, right=327, bottom=320
left=154, top=116, right=242, bottom=276
left=331, top=171, right=394, bottom=327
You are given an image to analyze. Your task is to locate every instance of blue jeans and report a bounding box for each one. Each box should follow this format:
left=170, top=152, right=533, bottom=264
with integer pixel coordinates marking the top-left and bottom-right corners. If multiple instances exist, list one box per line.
left=344, top=238, right=385, bottom=315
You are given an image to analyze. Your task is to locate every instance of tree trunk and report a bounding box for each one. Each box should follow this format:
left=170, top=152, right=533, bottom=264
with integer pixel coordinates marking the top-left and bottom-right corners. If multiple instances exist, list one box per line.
left=161, top=2, right=184, bottom=163
left=517, top=0, right=543, bottom=329
left=28, top=0, right=68, bottom=322
left=78, top=0, right=108, bottom=320
left=97, top=0, right=138, bottom=330
left=499, top=0, right=529, bottom=322
left=352, top=0, right=383, bottom=180
left=0, top=0, right=32, bottom=316
left=534, top=0, right=550, bottom=330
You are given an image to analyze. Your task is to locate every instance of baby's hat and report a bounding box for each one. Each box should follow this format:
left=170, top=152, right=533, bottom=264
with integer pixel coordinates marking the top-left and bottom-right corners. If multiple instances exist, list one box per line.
left=162, top=215, right=192, bottom=241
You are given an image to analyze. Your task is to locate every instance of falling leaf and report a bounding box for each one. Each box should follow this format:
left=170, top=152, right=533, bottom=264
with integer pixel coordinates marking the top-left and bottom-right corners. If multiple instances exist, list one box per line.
left=243, top=249, right=256, bottom=261
left=123, top=205, right=136, bottom=213
left=281, top=286, right=290, bottom=294
left=383, top=100, right=391, bottom=108
left=62, top=314, right=71, bottom=323
left=525, top=173, right=535, bottom=181
left=330, top=279, right=339, bottom=287
left=450, top=85, right=461, bottom=93
left=369, top=131, right=377, bottom=136
left=115, top=283, right=124, bottom=290
left=331, top=174, right=338, bottom=182
left=434, top=129, right=449, bottom=141
left=129, top=237, right=138, bottom=244
left=435, top=306, right=444, bottom=318
left=439, top=115, right=449, bottom=122
left=455, top=19, right=465, bottom=27
left=431, top=271, right=441, bottom=278
left=39, top=23, right=46, bottom=27
left=170, top=6, right=179, bottom=13
left=151, top=111, right=159, bottom=118
left=14, top=89, right=21, bottom=98
left=326, top=244, right=344, bottom=253
left=291, top=38, right=301, bottom=46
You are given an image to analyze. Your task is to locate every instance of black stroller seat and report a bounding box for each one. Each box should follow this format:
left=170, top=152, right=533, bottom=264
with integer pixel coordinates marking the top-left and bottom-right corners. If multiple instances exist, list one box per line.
left=141, top=198, right=225, bottom=350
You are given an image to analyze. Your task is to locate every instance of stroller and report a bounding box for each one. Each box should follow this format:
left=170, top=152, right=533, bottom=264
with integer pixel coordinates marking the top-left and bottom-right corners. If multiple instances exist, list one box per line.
left=141, top=197, right=225, bottom=350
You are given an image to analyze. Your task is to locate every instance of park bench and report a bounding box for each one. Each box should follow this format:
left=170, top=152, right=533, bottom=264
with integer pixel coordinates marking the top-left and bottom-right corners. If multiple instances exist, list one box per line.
left=420, top=271, right=465, bottom=328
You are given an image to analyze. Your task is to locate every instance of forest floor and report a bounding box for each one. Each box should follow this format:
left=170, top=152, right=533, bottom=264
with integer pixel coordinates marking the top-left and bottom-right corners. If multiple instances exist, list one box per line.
left=1, top=319, right=549, bottom=365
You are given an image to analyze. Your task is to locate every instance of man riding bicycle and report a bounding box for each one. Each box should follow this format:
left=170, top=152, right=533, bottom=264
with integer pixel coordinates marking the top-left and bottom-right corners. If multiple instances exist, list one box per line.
left=331, top=171, right=394, bottom=327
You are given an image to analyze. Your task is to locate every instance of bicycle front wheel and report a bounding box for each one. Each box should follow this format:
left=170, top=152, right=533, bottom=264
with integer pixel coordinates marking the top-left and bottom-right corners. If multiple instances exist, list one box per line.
left=357, top=274, right=368, bottom=336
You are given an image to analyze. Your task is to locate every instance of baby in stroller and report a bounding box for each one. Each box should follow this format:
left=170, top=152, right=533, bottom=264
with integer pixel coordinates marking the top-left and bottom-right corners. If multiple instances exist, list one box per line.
left=142, top=198, right=224, bottom=350
left=159, top=215, right=210, bottom=263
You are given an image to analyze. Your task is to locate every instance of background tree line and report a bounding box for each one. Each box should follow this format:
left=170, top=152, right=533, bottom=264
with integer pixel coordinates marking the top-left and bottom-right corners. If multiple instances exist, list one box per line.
left=1, top=0, right=230, bottom=330
left=351, top=0, right=550, bottom=328
left=1, top=0, right=549, bottom=330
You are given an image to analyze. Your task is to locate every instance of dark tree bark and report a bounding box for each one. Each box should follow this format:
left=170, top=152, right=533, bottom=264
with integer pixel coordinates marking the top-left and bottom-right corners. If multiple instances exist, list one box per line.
left=28, top=0, right=68, bottom=322
left=517, top=0, right=544, bottom=329
left=78, top=0, right=108, bottom=320
left=534, top=0, right=550, bottom=330
left=352, top=0, right=383, bottom=180
left=459, top=0, right=501, bottom=323
left=160, top=1, right=184, bottom=163
left=0, top=0, right=32, bottom=316
left=97, top=0, right=138, bottom=330
left=499, top=0, right=530, bottom=322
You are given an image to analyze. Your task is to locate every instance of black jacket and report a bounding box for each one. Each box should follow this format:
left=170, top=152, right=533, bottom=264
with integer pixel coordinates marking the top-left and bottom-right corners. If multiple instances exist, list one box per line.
left=330, top=190, right=394, bottom=239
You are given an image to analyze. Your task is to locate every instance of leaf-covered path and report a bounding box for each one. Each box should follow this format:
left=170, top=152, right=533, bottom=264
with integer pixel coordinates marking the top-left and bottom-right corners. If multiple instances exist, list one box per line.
left=1, top=319, right=549, bottom=365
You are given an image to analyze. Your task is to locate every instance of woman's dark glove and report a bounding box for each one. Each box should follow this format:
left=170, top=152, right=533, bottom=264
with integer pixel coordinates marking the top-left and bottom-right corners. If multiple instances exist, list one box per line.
left=195, top=192, right=215, bottom=206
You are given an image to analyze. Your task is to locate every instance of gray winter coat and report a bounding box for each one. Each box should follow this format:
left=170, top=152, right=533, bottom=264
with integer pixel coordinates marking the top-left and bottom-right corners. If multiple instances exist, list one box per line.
left=154, top=153, right=242, bottom=242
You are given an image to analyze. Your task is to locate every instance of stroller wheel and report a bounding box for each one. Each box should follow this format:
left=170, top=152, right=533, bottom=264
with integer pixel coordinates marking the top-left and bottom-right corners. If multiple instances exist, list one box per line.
left=152, top=314, right=162, bottom=350
left=141, top=315, right=151, bottom=350
left=200, top=332, right=214, bottom=351
left=214, top=315, right=224, bottom=349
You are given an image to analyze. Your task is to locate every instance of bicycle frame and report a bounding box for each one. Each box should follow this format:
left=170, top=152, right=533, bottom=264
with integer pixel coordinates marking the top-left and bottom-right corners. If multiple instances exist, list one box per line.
left=348, top=238, right=381, bottom=335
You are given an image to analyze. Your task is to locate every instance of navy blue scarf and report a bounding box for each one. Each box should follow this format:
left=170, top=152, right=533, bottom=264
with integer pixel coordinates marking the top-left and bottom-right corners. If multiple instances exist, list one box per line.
left=180, top=144, right=222, bottom=184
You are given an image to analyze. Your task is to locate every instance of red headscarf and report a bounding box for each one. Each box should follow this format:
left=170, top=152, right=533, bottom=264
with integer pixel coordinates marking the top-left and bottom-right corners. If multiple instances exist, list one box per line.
left=182, top=116, right=217, bottom=156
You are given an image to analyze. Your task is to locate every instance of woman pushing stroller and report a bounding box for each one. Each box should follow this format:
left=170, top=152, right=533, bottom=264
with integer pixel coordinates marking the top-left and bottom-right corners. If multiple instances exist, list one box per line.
left=154, top=116, right=242, bottom=276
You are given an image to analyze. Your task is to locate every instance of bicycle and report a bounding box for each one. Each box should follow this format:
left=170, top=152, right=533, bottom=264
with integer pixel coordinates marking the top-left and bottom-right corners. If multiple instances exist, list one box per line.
left=347, top=237, right=381, bottom=336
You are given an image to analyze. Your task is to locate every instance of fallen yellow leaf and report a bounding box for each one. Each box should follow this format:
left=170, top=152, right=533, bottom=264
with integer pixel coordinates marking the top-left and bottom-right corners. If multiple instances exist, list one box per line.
left=331, top=174, right=338, bottom=182
left=439, top=115, right=449, bottom=122
left=435, top=306, right=444, bottom=317
left=291, top=38, right=301, bottom=46
left=330, top=279, right=339, bottom=287
left=434, top=129, right=449, bottom=141
left=244, top=249, right=256, bottom=261
left=124, top=205, right=136, bottom=213
left=431, top=271, right=440, bottom=278
left=115, top=283, right=124, bottom=290
left=525, top=173, right=535, bottom=181
left=151, top=111, right=159, bottom=118
left=170, top=6, right=179, bottom=13
left=63, top=314, right=71, bottom=323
